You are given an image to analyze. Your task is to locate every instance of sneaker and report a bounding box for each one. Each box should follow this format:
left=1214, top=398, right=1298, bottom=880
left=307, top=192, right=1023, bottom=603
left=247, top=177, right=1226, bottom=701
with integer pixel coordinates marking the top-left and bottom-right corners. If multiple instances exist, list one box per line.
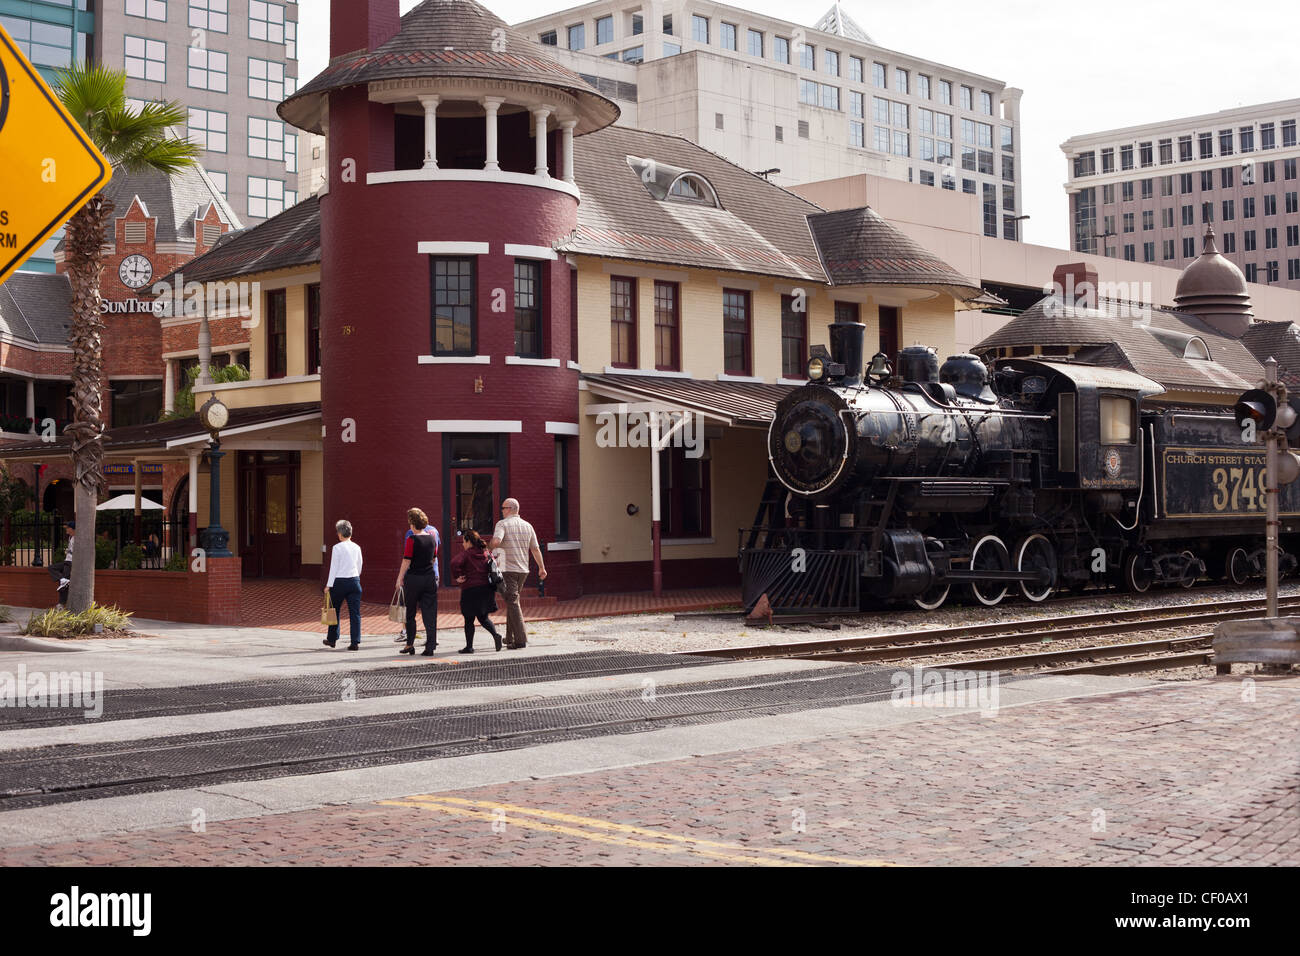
left=58, top=578, right=70, bottom=589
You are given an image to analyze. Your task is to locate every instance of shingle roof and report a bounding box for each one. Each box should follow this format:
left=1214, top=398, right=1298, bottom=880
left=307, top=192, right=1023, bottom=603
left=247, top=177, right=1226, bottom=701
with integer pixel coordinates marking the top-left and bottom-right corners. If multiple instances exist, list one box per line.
left=279, top=0, right=619, bottom=135
left=0, top=272, right=72, bottom=347
left=975, top=296, right=1264, bottom=394
left=584, top=374, right=793, bottom=427
left=560, top=126, right=828, bottom=282
left=807, top=206, right=991, bottom=305
left=158, top=195, right=320, bottom=284
left=0, top=403, right=321, bottom=460
left=1241, top=320, right=1300, bottom=388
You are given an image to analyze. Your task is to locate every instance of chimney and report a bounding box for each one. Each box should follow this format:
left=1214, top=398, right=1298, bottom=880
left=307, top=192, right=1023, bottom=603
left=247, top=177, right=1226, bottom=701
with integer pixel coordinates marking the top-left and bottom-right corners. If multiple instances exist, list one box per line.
left=1051, top=262, right=1098, bottom=309
left=331, top=0, right=401, bottom=58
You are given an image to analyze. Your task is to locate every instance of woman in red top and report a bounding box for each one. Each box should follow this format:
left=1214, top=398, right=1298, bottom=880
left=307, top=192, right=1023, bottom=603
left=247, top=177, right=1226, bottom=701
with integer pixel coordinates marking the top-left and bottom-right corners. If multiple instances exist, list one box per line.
left=450, top=530, right=503, bottom=653
left=396, top=508, right=438, bottom=656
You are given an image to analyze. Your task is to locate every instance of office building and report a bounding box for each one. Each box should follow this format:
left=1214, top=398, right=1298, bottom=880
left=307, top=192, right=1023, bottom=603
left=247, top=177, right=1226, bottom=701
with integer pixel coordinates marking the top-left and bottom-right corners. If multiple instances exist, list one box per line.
left=1062, top=99, right=1300, bottom=290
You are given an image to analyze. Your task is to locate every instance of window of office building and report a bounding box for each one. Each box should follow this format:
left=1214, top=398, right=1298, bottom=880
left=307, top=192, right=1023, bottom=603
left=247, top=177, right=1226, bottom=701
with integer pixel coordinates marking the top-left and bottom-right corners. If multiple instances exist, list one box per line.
left=1122, top=181, right=1134, bottom=202
left=1143, top=242, right=1155, bottom=262
left=1223, top=232, right=1236, bottom=253
left=539, top=29, right=557, bottom=45
left=1267, top=227, right=1278, bottom=249
left=1245, top=230, right=1257, bottom=251
left=1221, top=166, right=1234, bottom=188
left=187, top=108, right=227, bottom=153
left=1201, top=169, right=1214, bottom=191
left=980, top=91, right=993, bottom=115
left=1073, top=152, right=1094, bottom=177
left=1122, top=212, right=1134, bottom=233
left=895, top=67, right=908, bottom=93
left=1101, top=147, right=1114, bottom=173
left=1183, top=236, right=1196, bottom=258
left=111, top=380, right=164, bottom=427
left=917, top=74, right=930, bottom=99
left=247, top=116, right=284, bottom=161
left=1261, top=122, right=1276, bottom=150
left=892, top=102, right=908, bottom=128
left=1265, top=194, right=1278, bottom=216
left=825, top=49, right=839, bottom=75
left=1103, top=184, right=1115, bottom=204
left=773, top=36, right=789, bottom=63
left=938, top=79, right=952, bottom=104
left=851, top=91, right=864, bottom=119
left=1202, top=201, right=1214, bottom=223
left=1219, top=129, right=1234, bottom=155
left=1141, top=178, right=1153, bottom=199
left=127, top=0, right=167, bottom=22
left=800, top=80, right=819, bottom=106
left=1245, top=263, right=1258, bottom=282
left=1003, top=154, right=1015, bottom=183
left=596, top=15, right=613, bottom=45
left=1001, top=125, right=1013, bottom=150
left=1163, top=239, right=1175, bottom=260
left=983, top=183, right=997, bottom=237
left=1143, top=210, right=1154, bottom=230
left=1267, top=261, right=1279, bottom=283
left=567, top=23, right=585, bottom=50
left=663, top=13, right=673, bottom=35
left=1120, top=144, right=1134, bottom=170
left=1222, top=199, right=1235, bottom=221
left=1159, top=138, right=1172, bottom=164
left=959, top=85, right=972, bottom=110
left=1285, top=120, right=1297, bottom=148
left=1179, top=135, right=1192, bottom=162
left=249, top=1, right=285, bottom=43
left=720, top=21, right=736, bottom=50
left=823, top=86, right=841, bottom=111
left=1243, top=196, right=1256, bottom=218
left=1289, top=225, right=1299, bottom=247
left=1240, top=126, right=1255, bottom=153
left=873, top=126, right=889, bottom=152
left=1288, top=191, right=1299, bottom=214
left=1287, top=159, right=1298, bottom=180
left=893, top=131, right=909, bottom=157
left=1162, top=207, right=1174, bottom=228
left=1161, top=175, right=1173, bottom=196
left=799, top=42, right=815, bottom=70
left=691, top=14, right=708, bottom=43
left=1291, top=259, right=1300, bottom=281
left=248, top=57, right=286, bottom=100
left=124, top=36, right=166, bottom=82
left=247, top=176, right=285, bottom=218
left=1123, top=244, right=1135, bottom=261
left=872, top=62, right=886, bottom=87
left=747, top=28, right=763, bottom=57
left=1262, top=161, right=1277, bottom=184
left=1199, top=132, right=1214, bottom=158
left=1179, top=173, right=1193, bottom=194
left=1139, top=141, right=1153, bottom=167
left=1182, top=205, right=1194, bottom=226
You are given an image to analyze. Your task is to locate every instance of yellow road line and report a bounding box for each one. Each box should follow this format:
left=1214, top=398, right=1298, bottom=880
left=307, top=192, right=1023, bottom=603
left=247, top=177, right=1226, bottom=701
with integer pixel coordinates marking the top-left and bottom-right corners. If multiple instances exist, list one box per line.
left=382, top=799, right=803, bottom=866
left=381, top=795, right=894, bottom=867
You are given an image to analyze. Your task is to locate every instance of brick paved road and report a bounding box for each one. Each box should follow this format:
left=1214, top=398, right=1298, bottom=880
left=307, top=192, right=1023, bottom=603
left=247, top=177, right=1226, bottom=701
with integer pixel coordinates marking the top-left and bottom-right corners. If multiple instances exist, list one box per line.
left=2, top=676, right=1295, bottom=866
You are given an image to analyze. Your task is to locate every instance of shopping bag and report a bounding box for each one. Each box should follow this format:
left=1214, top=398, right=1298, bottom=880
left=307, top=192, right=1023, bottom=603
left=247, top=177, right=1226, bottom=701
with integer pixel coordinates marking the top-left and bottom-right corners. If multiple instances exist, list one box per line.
left=388, top=587, right=406, bottom=623
left=486, top=555, right=505, bottom=591
left=321, top=595, right=338, bottom=628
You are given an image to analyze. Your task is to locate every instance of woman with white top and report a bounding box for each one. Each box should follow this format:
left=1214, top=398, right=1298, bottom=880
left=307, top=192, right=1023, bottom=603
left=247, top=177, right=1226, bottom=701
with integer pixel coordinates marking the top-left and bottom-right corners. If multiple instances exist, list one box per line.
left=323, top=519, right=364, bottom=650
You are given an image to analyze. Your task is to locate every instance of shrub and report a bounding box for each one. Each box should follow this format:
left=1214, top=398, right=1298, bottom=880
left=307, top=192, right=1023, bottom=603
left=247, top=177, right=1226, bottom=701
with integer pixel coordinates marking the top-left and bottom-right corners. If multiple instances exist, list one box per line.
left=21, top=603, right=133, bottom=638
left=0, top=606, right=11, bottom=624
left=94, top=536, right=116, bottom=570
left=164, top=552, right=188, bottom=572
left=118, top=545, right=145, bottom=571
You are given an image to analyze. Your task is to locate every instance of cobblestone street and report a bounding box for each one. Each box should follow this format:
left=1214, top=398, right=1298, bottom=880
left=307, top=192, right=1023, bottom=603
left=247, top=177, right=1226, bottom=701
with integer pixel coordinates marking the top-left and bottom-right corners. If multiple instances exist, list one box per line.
left=3, top=675, right=1294, bottom=866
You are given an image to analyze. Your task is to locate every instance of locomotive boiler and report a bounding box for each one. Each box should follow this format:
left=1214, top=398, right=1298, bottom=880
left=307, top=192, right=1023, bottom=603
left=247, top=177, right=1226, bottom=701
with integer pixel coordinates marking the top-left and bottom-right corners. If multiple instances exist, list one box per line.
left=740, top=322, right=1300, bottom=614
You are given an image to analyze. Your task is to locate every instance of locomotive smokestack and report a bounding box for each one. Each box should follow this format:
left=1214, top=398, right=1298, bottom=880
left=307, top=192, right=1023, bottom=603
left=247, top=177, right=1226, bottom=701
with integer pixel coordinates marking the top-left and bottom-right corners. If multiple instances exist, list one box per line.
left=828, top=322, right=866, bottom=387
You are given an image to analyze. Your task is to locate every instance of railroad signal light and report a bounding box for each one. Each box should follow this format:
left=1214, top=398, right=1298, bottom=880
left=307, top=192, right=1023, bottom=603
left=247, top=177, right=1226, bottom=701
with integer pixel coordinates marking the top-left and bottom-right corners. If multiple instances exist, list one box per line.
left=1234, top=389, right=1276, bottom=433
left=1276, top=450, right=1300, bottom=486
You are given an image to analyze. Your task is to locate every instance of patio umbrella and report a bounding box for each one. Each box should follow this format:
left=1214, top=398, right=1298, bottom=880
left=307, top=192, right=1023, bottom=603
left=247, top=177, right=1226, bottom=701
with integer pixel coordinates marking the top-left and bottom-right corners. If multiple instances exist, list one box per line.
left=96, top=494, right=165, bottom=511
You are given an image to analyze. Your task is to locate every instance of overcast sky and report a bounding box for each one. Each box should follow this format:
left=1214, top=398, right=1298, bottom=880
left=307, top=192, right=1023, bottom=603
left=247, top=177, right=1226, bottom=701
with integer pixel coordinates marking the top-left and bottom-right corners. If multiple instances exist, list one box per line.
left=298, top=0, right=1300, bottom=250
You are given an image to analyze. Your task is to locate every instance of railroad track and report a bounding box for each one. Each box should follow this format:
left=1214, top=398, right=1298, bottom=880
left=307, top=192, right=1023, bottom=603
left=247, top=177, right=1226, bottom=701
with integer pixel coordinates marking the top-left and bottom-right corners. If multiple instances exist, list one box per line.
left=686, top=594, right=1294, bottom=673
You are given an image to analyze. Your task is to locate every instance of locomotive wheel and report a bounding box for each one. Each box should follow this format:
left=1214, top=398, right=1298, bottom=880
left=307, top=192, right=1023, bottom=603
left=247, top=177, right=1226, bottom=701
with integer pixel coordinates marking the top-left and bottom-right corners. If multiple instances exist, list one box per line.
left=1227, top=548, right=1251, bottom=586
left=1179, top=550, right=1198, bottom=589
left=1016, top=534, right=1056, bottom=603
left=1123, top=551, right=1154, bottom=594
left=913, top=582, right=950, bottom=611
left=968, top=535, right=1010, bottom=607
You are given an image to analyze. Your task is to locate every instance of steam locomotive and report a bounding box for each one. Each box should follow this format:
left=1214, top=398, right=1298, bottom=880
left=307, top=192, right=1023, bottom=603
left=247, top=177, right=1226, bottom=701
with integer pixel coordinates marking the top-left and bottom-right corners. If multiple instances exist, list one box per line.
left=740, top=321, right=1300, bottom=613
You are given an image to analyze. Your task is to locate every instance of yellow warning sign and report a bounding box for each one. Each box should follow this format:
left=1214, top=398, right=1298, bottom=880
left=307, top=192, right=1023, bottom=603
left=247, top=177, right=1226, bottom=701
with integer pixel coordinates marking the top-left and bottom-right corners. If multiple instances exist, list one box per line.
left=0, top=23, right=111, bottom=285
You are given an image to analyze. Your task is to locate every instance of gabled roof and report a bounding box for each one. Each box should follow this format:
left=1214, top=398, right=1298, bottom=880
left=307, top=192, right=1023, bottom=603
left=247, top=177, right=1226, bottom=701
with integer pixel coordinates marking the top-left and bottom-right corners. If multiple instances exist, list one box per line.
left=975, top=296, right=1265, bottom=394
left=560, top=126, right=827, bottom=282
left=159, top=195, right=320, bottom=284
left=96, top=165, right=240, bottom=246
left=1241, top=320, right=1300, bottom=388
left=0, top=272, right=72, bottom=346
left=807, top=206, right=992, bottom=305
left=280, top=0, right=618, bottom=135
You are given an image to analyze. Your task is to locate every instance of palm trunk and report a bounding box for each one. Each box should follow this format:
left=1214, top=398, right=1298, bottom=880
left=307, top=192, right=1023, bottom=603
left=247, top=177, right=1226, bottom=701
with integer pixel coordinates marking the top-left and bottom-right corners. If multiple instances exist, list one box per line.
left=62, top=192, right=113, bottom=613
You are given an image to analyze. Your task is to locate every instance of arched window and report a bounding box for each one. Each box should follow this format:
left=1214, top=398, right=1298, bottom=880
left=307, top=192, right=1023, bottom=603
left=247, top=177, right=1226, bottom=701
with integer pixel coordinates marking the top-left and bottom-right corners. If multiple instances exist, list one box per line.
left=1183, top=337, right=1211, bottom=360
left=667, top=173, right=719, bottom=207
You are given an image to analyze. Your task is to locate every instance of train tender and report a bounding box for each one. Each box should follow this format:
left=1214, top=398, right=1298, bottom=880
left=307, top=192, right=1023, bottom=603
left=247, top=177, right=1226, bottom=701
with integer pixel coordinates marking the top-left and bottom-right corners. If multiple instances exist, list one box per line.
left=740, top=321, right=1300, bottom=613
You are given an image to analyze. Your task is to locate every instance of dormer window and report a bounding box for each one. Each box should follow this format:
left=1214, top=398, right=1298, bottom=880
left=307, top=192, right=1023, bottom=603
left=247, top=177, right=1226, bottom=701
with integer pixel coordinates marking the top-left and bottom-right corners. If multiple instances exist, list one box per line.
left=668, top=174, right=718, bottom=206
left=1184, top=336, right=1211, bottom=360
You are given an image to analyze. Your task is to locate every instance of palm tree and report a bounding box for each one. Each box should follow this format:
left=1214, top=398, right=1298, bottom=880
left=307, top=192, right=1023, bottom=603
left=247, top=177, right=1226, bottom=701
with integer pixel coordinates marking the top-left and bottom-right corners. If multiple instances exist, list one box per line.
left=55, top=64, right=200, bottom=611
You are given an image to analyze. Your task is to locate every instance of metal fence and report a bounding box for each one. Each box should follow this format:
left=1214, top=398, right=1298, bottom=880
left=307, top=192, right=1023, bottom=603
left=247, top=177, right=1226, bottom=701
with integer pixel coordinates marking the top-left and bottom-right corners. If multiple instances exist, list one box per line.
left=0, top=514, right=188, bottom=570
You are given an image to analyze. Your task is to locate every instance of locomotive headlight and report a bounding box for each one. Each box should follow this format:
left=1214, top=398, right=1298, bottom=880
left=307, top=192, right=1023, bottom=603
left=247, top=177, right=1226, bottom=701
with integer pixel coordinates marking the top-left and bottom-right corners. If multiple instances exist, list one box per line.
left=807, top=357, right=825, bottom=380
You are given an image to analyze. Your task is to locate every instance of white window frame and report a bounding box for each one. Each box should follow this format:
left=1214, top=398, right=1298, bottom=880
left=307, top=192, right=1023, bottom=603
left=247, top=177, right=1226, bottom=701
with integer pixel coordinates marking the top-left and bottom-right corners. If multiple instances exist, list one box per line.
left=189, top=0, right=228, bottom=33
left=248, top=0, right=285, bottom=44
left=248, top=116, right=285, bottom=161
left=124, top=35, right=166, bottom=83
left=247, top=176, right=286, bottom=219
left=248, top=56, right=285, bottom=101
left=188, top=107, right=228, bottom=153
left=126, top=0, right=168, bottom=22
left=187, top=46, right=228, bottom=91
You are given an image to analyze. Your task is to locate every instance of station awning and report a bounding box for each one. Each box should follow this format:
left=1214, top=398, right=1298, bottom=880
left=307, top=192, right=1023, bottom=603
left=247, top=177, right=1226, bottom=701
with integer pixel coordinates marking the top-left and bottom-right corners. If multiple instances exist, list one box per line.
left=582, top=374, right=795, bottom=428
left=0, top=402, right=322, bottom=463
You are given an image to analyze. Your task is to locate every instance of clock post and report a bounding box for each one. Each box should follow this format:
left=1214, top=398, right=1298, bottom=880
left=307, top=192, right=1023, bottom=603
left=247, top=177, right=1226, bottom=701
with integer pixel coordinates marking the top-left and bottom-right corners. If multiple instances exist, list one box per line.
left=197, top=395, right=232, bottom=558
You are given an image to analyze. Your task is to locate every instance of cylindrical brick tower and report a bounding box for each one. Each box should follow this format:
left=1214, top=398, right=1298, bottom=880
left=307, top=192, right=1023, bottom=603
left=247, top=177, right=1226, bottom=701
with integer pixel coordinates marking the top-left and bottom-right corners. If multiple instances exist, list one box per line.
left=280, top=0, right=618, bottom=597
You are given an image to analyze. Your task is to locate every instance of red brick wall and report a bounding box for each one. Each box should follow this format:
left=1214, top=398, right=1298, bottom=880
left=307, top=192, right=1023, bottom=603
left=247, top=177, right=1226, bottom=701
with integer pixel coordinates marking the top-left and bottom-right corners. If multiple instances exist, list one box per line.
left=0, top=556, right=241, bottom=625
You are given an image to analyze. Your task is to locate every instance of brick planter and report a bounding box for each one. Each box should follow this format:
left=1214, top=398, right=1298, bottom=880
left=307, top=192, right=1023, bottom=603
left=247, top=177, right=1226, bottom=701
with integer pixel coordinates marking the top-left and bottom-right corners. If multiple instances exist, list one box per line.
left=0, top=556, right=241, bottom=625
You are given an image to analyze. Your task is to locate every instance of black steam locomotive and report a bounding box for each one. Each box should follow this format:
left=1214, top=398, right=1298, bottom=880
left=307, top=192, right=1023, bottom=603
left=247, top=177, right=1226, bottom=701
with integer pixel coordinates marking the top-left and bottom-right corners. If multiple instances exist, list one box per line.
left=740, top=322, right=1300, bottom=613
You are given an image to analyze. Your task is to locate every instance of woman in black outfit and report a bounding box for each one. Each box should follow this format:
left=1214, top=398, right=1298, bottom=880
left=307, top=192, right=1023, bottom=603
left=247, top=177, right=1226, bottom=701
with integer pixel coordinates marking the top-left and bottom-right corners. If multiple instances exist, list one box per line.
left=450, top=530, right=503, bottom=653
left=396, top=507, right=438, bottom=656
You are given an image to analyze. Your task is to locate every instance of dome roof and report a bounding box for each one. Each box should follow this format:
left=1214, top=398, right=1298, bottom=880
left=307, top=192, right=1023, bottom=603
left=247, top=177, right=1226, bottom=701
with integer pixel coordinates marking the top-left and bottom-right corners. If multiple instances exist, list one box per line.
left=1175, top=226, right=1250, bottom=302
left=279, top=0, right=619, bottom=135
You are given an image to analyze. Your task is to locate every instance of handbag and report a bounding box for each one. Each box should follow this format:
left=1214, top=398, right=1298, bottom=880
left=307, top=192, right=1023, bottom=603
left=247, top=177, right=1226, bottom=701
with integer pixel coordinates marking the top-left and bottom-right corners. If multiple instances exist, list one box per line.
left=388, top=587, right=406, bottom=623
left=321, top=595, right=338, bottom=628
left=486, top=555, right=505, bottom=591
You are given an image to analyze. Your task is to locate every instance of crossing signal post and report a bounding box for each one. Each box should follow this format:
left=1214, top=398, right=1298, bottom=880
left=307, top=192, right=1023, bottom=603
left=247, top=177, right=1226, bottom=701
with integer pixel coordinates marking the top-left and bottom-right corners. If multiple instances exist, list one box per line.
left=1232, top=358, right=1300, bottom=619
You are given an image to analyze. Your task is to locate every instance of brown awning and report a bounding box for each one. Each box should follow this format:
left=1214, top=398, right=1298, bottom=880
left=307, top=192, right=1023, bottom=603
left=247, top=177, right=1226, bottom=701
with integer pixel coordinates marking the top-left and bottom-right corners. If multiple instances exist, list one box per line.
left=0, top=402, right=321, bottom=463
left=583, top=374, right=794, bottom=428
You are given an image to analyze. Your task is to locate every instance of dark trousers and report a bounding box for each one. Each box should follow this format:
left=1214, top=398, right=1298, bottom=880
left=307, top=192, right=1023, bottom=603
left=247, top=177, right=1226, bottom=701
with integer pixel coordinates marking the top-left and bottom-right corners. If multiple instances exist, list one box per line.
left=47, top=561, right=71, bottom=606
left=460, top=584, right=500, bottom=648
left=404, top=571, right=438, bottom=646
left=328, top=577, right=362, bottom=647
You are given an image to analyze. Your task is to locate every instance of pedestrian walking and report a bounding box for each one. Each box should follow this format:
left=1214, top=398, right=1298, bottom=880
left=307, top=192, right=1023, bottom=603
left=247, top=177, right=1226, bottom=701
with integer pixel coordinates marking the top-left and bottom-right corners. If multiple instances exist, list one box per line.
left=396, top=507, right=438, bottom=656
left=488, top=498, right=546, bottom=649
left=46, top=520, right=74, bottom=607
left=322, top=519, right=363, bottom=650
left=450, top=530, right=504, bottom=653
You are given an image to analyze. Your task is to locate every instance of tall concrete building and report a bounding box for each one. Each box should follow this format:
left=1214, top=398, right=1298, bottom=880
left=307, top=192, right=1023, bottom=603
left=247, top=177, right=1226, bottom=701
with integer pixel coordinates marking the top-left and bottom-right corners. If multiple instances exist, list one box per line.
left=2, top=0, right=299, bottom=271
left=1062, top=99, right=1300, bottom=291
left=515, top=1, right=1025, bottom=239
